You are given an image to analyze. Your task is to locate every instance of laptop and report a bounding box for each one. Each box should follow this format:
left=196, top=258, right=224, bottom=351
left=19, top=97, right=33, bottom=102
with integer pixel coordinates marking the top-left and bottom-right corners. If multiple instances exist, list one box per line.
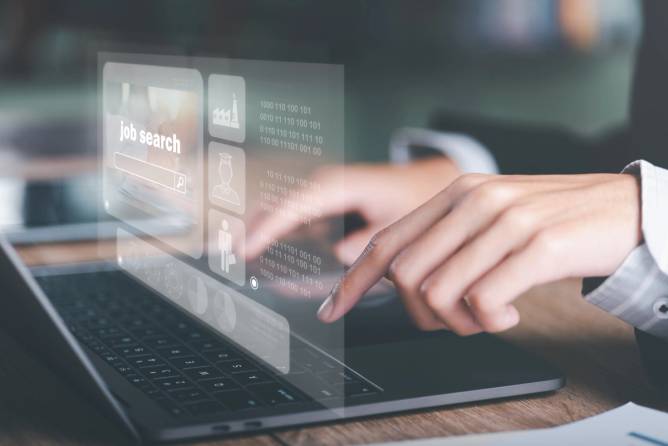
left=0, top=51, right=563, bottom=443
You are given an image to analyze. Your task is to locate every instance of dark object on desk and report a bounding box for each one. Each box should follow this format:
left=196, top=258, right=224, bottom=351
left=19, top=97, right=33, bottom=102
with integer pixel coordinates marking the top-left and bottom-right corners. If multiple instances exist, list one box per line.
left=623, top=0, right=668, bottom=376
left=0, top=237, right=563, bottom=443
left=8, top=119, right=95, bottom=157
left=635, top=330, right=668, bottom=397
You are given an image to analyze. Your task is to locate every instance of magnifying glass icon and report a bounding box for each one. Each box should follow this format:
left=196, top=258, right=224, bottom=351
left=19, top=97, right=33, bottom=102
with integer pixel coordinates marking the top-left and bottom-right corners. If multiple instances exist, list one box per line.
left=175, top=175, right=186, bottom=193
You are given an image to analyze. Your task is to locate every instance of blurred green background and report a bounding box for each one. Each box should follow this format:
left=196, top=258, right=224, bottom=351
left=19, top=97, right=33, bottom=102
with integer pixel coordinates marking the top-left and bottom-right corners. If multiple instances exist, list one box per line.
left=0, top=0, right=642, bottom=232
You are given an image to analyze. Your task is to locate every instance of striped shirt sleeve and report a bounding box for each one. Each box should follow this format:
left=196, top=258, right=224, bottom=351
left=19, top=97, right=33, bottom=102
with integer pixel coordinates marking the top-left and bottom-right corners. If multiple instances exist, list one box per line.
left=584, top=160, right=668, bottom=339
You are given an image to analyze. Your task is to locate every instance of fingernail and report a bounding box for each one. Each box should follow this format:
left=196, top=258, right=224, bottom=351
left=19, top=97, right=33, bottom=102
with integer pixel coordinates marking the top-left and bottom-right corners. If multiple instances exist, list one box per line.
left=317, top=295, right=335, bottom=322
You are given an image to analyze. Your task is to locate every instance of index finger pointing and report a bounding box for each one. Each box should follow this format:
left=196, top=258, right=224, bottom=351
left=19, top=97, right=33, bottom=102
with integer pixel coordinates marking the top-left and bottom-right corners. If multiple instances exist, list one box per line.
left=317, top=179, right=478, bottom=323
left=245, top=171, right=349, bottom=260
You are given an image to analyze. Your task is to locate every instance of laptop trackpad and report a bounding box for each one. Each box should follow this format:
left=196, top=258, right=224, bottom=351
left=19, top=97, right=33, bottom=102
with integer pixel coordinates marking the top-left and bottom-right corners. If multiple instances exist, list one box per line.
left=341, top=294, right=560, bottom=398
left=344, top=293, right=435, bottom=347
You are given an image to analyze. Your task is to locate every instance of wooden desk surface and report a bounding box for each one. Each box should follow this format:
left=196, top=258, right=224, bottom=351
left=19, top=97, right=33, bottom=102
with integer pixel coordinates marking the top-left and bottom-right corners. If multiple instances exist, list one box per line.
left=2, top=241, right=666, bottom=446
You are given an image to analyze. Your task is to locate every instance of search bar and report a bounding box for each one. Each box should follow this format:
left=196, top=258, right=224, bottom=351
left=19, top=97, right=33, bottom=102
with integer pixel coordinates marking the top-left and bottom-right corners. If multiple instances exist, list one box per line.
left=113, top=152, right=187, bottom=194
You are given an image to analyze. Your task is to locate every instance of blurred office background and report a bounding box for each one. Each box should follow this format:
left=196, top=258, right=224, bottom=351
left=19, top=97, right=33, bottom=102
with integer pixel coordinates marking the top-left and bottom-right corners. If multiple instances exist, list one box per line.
left=0, top=0, right=642, bottom=239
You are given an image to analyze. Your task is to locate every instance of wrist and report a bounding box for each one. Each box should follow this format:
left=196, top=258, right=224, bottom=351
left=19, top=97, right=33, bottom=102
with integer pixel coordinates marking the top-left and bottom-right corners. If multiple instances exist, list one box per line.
left=620, top=172, right=643, bottom=247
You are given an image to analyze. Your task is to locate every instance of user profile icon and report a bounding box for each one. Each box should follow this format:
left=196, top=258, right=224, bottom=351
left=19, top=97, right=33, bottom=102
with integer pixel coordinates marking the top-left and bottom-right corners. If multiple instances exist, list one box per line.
left=208, top=142, right=245, bottom=215
left=208, top=209, right=245, bottom=286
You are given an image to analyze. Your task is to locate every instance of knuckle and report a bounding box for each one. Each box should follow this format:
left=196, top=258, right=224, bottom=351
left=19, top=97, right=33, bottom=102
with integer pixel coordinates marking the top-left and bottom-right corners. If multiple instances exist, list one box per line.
left=467, top=291, right=494, bottom=315
left=388, top=257, right=413, bottom=289
left=500, top=206, right=536, bottom=231
left=454, top=173, right=487, bottom=191
left=470, top=181, right=513, bottom=208
left=364, top=229, right=392, bottom=259
left=531, top=229, right=562, bottom=257
left=422, top=283, right=446, bottom=312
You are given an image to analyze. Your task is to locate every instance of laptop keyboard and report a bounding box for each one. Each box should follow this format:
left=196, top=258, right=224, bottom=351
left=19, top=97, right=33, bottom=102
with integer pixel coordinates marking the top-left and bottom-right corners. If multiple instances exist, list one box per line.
left=36, top=270, right=379, bottom=419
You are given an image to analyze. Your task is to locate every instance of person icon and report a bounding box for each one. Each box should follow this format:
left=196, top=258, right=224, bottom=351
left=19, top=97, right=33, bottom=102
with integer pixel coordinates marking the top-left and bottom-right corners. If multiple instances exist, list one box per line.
left=218, top=219, right=237, bottom=274
left=212, top=152, right=241, bottom=206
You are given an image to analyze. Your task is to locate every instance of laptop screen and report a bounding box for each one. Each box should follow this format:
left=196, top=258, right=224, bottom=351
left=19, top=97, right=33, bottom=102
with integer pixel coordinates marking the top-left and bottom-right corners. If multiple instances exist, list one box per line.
left=100, top=51, right=355, bottom=404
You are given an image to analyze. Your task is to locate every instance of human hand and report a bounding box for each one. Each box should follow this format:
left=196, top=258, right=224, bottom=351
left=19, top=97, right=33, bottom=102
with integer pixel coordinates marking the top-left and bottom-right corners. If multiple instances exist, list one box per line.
left=317, top=173, right=642, bottom=334
left=245, top=157, right=460, bottom=264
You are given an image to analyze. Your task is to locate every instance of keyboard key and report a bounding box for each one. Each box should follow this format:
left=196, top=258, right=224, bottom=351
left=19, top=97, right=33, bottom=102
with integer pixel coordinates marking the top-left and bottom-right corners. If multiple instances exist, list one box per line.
left=92, top=326, right=123, bottom=339
left=116, top=345, right=148, bottom=357
left=214, top=390, right=262, bottom=410
left=168, top=388, right=208, bottom=403
left=113, top=364, right=135, bottom=376
left=285, top=374, right=338, bottom=399
left=319, top=370, right=358, bottom=385
left=154, top=377, right=190, bottom=390
left=169, top=356, right=207, bottom=369
left=107, top=309, right=131, bottom=320
left=184, top=367, right=223, bottom=381
left=250, top=383, right=302, bottom=405
left=218, top=360, right=256, bottom=374
left=143, top=336, right=178, bottom=349
left=142, top=365, right=179, bottom=380
left=120, top=317, right=151, bottom=330
left=166, top=320, right=194, bottom=332
left=156, top=346, right=193, bottom=359
left=234, top=371, right=273, bottom=386
left=294, top=350, right=339, bottom=373
left=106, top=335, right=136, bottom=348
left=69, top=308, right=98, bottom=321
left=198, top=378, right=239, bottom=393
left=184, top=400, right=227, bottom=416
left=87, top=342, right=108, bottom=354
left=85, top=317, right=113, bottom=330
left=129, top=355, right=164, bottom=369
left=344, top=381, right=377, bottom=397
left=101, top=353, right=122, bottom=363
left=128, top=327, right=164, bottom=339
left=203, top=349, right=240, bottom=363
left=184, top=331, right=210, bottom=342
left=190, top=340, right=224, bottom=352
left=126, top=374, right=149, bottom=387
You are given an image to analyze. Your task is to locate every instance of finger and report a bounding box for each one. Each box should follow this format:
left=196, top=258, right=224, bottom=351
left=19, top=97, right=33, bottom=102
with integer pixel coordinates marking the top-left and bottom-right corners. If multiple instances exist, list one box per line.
left=338, top=228, right=447, bottom=330
left=390, top=178, right=583, bottom=289
left=386, top=179, right=527, bottom=331
left=395, top=182, right=590, bottom=332
left=245, top=171, right=348, bottom=259
left=416, top=203, right=550, bottom=330
left=465, top=227, right=571, bottom=332
left=418, top=276, right=483, bottom=335
left=465, top=303, right=520, bottom=334
left=319, top=174, right=490, bottom=323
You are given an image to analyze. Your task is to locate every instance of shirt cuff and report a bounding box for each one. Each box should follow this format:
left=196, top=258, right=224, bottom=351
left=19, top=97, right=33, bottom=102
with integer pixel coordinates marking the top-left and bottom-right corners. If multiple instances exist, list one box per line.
left=584, top=160, right=668, bottom=339
left=584, top=244, right=668, bottom=338
left=389, top=127, right=499, bottom=174
left=627, top=160, right=668, bottom=276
